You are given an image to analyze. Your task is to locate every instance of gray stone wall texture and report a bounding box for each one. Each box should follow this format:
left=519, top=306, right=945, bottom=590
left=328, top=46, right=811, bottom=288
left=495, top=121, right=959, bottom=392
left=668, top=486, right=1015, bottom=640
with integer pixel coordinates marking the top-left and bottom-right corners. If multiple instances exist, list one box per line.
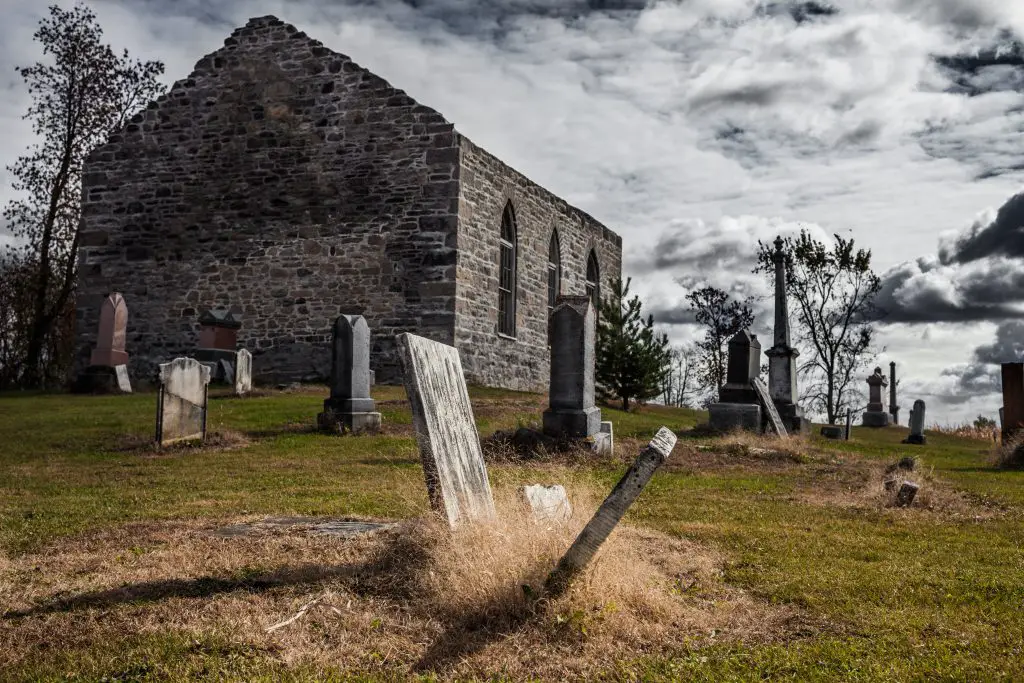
left=74, top=15, right=622, bottom=391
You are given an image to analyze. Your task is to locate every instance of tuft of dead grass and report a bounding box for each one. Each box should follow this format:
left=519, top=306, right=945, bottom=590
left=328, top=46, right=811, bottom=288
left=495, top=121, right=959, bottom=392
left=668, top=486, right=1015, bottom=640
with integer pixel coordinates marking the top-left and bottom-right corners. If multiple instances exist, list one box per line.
left=0, top=484, right=811, bottom=680
left=990, top=432, right=1024, bottom=470
left=707, top=429, right=814, bottom=464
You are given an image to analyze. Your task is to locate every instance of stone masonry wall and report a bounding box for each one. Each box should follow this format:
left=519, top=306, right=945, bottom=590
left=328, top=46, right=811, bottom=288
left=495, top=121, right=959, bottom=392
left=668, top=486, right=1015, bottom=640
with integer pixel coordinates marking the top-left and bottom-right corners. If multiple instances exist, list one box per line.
left=455, top=138, right=623, bottom=392
left=74, top=16, right=461, bottom=385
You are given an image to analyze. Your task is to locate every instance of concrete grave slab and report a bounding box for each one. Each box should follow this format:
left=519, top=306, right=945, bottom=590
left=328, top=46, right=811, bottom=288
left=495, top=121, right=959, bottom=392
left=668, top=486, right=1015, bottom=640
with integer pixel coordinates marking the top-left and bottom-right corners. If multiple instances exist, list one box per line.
left=397, top=332, right=496, bottom=528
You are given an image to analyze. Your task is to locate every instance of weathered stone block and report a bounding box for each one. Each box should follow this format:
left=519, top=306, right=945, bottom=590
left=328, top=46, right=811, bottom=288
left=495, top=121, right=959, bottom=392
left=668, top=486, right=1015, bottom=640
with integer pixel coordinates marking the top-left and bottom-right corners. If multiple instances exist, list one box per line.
left=709, top=402, right=761, bottom=433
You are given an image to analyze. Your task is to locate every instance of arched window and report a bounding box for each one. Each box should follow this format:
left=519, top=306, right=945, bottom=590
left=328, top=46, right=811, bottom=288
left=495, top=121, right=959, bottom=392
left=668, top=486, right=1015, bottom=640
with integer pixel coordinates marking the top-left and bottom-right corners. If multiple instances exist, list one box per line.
left=547, top=230, right=562, bottom=316
left=498, top=202, right=517, bottom=337
left=585, top=250, right=600, bottom=310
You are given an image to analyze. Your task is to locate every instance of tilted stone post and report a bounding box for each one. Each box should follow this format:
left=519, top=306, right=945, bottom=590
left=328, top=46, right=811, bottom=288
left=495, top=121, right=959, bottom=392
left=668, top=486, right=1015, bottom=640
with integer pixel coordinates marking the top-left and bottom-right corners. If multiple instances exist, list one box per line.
left=545, top=427, right=677, bottom=597
left=317, top=315, right=381, bottom=434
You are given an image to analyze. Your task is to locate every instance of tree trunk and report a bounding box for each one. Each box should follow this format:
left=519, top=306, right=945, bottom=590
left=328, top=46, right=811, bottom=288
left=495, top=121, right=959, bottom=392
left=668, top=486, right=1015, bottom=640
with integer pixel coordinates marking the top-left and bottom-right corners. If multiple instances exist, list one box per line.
left=622, top=396, right=630, bottom=412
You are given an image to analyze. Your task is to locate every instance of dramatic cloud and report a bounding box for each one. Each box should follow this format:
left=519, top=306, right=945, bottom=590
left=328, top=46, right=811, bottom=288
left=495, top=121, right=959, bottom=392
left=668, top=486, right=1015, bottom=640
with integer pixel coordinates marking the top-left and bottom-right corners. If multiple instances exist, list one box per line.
left=938, top=191, right=1024, bottom=263
left=3, top=0, right=1024, bottom=423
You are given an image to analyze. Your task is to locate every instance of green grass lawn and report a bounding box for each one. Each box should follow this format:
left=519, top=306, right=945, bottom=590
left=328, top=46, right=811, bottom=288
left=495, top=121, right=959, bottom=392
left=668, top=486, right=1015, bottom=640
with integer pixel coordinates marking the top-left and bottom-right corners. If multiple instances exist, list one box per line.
left=1, top=386, right=1023, bottom=681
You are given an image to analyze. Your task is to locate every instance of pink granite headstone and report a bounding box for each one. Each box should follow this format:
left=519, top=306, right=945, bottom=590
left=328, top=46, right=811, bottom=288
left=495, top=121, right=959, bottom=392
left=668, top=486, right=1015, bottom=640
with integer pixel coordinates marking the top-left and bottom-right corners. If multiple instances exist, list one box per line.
left=90, top=293, right=129, bottom=367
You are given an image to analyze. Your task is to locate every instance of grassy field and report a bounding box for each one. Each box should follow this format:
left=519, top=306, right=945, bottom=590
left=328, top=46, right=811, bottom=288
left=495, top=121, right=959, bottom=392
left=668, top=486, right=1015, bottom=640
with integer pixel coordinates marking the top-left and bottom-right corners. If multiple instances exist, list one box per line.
left=1, top=385, right=1023, bottom=681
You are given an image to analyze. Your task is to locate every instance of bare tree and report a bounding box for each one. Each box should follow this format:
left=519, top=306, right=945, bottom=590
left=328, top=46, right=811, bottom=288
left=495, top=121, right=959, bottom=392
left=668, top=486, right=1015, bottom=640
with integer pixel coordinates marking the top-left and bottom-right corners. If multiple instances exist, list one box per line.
left=2, top=2, right=164, bottom=387
left=661, top=344, right=699, bottom=407
left=686, top=286, right=755, bottom=401
left=754, top=230, right=881, bottom=424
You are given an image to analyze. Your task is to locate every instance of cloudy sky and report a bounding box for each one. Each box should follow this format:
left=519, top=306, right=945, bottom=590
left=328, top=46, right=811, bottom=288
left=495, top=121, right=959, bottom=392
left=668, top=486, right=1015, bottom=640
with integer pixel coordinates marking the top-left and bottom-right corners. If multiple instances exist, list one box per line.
left=2, top=0, right=1023, bottom=425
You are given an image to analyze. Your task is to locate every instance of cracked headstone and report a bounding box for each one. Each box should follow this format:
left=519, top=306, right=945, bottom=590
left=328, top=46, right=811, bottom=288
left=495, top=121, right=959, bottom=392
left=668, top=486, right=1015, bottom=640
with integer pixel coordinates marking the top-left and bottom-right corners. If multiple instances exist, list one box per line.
left=751, top=378, right=788, bottom=437
left=545, top=426, right=677, bottom=597
left=522, top=484, right=572, bottom=523
left=156, top=357, right=211, bottom=447
left=397, top=332, right=496, bottom=528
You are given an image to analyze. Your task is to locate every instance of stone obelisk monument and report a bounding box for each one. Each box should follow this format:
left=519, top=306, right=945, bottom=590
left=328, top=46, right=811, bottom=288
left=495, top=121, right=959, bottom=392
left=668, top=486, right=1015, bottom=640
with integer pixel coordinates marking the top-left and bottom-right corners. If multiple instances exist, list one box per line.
left=765, top=236, right=806, bottom=433
left=888, top=361, right=899, bottom=425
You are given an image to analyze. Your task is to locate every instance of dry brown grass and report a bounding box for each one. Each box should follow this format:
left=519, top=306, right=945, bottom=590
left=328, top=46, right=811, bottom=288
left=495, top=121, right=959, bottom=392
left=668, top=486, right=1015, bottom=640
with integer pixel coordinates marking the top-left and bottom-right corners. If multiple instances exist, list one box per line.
left=931, top=423, right=1000, bottom=442
left=0, top=484, right=811, bottom=680
left=990, top=432, right=1024, bottom=470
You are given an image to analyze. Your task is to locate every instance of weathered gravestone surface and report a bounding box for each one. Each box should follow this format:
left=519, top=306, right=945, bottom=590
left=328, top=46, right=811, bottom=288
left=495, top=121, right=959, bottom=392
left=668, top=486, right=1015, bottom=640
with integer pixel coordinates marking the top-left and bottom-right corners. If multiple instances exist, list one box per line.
left=75, top=292, right=132, bottom=393
left=545, top=426, right=677, bottom=597
left=543, top=296, right=601, bottom=438
left=751, top=378, right=788, bottom=437
left=317, top=315, right=380, bottom=434
left=522, top=484, right=572, bottom=523
left=397, top=332, right=496, bottom=528
left=862, top=367, right=892, bottom=427
left=896, top=481, right=919, bottom=507
left=709, top=330, right=762, bottom=433
left=903, top=399, right=926, bottom=445
left=1001, top=363, right=1024, bottom=442
left=156, top=357, right=211, bottom=447
left=593, top=421, right=614, bottom=456
left=234, top=349, right=252, bottom=396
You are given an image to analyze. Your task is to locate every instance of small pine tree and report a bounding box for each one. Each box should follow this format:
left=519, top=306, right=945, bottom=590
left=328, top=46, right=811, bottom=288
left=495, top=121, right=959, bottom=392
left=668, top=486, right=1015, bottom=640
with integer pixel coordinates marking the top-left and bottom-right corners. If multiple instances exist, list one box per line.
left=595, top=277, right=672, bottom=411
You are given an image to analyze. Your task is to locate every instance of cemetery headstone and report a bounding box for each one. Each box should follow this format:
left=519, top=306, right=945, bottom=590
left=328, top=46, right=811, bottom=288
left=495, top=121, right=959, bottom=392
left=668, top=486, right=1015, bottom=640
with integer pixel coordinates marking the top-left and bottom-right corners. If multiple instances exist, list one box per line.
left=156, top=357, right=211, bottom=447
left=896, top=481, right=919, bottom=507
left=592, top=421, right=614, bottom=456
left=709, top=330, right=762, bottom=433
left=751, top=378, right=788, bottom=437
left=844, top=408, right=852, bottom=440
left=765, top=236, right=806, bottom=432
left=820, top=425, right=844, bottom=439
left=317, top=315, right=381, bottom=434
left=543, top=296, right=601, bottom=438
left=545, top=427, right=677, bottom=597
left=1001, top=363, right=1024, bottom=442
left=861, top=367, right=892, bottom=427
left=75, top=292, right=132, bottom=393
left=234, top=349, right=252, bottom=396
left=902, top=399, right=926, bottom=445
left=522, top=484, right=572, bottom=523
left=397, top=332, right=496, bottom=528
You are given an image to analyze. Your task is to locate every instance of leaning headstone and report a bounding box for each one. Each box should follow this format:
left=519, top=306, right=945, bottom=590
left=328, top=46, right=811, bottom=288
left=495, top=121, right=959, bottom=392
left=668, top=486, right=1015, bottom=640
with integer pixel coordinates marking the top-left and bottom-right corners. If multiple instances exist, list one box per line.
left=75, top=292, right=132, bottom=394
left=234, top=349, right=252, bottom=396
left=545, top=427, right=677, bottom=597
left=1001, top=363, right=1024, bottom=442
left=156, top=357, right=211, bottom=447
left=751, top=378, right=788, bottom=437
left=396, top=332, right=496, bottom=528
left=902, top=399, right=926, bottom=445
left=592, top=421, right=614, bottom=456
left=217, top=359, right=234, bottom=386
left=862, top=367, right=892, bottom=427
left=543, top=296, right=601, bottom=438
left=317, top=315, right=381, bottom=434
left=522, top=484, right=572, bottom=523
left=895, top=481, right=919, bottom=507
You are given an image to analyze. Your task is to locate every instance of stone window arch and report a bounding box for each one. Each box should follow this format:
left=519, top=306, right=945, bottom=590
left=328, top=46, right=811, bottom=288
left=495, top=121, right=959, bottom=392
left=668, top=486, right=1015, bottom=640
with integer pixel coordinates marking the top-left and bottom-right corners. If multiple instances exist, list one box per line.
left=547, top=229, right=562, bottom=316
left=585, top=249, right=600, bottom=310
left=498, top=202, right=517, bottom=337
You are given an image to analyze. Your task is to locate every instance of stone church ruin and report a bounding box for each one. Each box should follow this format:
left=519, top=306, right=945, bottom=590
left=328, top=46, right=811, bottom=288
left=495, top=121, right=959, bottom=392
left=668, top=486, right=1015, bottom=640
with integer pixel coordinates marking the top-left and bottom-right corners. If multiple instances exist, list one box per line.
left=74, top=15, right=622, bottom=391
